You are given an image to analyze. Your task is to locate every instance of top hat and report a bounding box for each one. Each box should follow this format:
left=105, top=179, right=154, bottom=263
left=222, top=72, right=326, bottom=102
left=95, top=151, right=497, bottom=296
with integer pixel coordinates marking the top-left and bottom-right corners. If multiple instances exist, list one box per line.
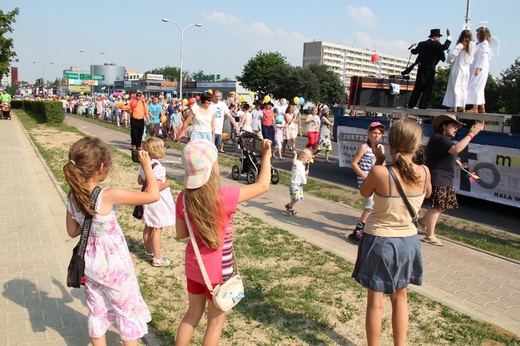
left=429, top=28, right=443, bottom=38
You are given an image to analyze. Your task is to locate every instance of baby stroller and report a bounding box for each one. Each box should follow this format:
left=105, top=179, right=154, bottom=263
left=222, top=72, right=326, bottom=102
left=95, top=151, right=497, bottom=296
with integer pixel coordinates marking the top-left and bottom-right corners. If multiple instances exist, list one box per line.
left=231, top=131, right=280, bottom=184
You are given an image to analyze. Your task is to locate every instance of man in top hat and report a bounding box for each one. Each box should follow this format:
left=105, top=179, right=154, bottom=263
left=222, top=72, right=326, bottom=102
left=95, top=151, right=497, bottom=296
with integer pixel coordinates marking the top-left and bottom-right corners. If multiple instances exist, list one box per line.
left=407, top=28, right=452, bottom=109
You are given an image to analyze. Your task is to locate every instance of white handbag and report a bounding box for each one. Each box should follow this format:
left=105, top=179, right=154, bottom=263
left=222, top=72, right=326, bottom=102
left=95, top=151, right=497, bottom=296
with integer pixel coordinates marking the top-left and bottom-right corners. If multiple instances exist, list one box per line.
left=183, top=194, right=245, bottom=312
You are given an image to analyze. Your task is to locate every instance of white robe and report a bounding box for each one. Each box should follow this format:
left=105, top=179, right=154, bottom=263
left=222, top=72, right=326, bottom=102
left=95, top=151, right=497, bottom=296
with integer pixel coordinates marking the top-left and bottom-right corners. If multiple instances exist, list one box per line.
left=466, top=40, right=490, bottom=105
left=442, top=42, right=474, bottom=108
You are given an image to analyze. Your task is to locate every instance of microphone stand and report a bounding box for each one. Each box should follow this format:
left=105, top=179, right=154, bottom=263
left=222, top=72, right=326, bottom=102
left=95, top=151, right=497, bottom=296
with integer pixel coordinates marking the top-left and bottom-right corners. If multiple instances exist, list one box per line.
left=401, top=51, right=414, bottom=108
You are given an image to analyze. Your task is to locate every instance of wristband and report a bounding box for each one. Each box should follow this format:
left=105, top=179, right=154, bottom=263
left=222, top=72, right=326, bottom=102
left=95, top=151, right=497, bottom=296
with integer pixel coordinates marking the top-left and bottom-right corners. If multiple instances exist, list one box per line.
left=467, top=133, right=474, bottom=139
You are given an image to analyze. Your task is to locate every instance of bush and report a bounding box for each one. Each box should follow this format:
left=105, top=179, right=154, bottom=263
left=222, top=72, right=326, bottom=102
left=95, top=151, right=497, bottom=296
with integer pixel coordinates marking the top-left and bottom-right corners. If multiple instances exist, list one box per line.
left=14, top=100, right=63, bottom=125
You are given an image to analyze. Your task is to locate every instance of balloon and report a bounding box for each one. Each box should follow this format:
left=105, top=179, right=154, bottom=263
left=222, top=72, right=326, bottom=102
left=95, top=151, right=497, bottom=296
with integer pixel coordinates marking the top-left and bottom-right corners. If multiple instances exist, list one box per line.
left=239, top=95, right=246, bottom=103
left=118, top=101, right=124, bottom=109
left=182, top=98, right=188, bottom=105
left=160, top=115, right=167, bottom=123
left=222, top=133, right=229, bottom=141
left=371, top=53, right=380, bottom=63
left=299, top=97, right=305, bottom=105
left=249, top=91, right=254, bottom=99
left=130, top=100, right=138, bottom=109
left=124, top=94, right=129, bottom=99
left=195, top=95, right=200, bottom=101
left=100, top=95, right=104, bottom=100
left=263, top=95, right=270, bottom=103
left=207, top=89, right=213, bottom=95
left=188, top=98, right=195, bottom=105
left=293, top=97, right=300, bottom=105
left=108, top=94, right=114, bottom=101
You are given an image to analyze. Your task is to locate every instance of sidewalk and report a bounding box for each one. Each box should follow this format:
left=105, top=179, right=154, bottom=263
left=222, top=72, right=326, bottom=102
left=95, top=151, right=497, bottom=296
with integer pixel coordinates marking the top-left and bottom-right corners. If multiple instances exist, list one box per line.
left=0, top=114, right=518, bottom=346
left=0, top=116, right=149, bottom=345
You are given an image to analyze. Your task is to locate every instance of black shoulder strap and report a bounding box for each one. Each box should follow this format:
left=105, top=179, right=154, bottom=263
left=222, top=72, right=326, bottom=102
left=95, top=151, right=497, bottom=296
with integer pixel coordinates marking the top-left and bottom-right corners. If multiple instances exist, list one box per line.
left=140, top=162, right=159, bottom=191
left=77, top=186, right=102, bottom=259
left=386, top=166, right=419, bottom=227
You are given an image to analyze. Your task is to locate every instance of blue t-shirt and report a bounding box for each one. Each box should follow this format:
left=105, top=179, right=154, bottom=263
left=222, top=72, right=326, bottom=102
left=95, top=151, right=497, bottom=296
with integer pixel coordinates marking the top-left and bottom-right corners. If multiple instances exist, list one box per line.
left=148, top=103, right=162, bottom=124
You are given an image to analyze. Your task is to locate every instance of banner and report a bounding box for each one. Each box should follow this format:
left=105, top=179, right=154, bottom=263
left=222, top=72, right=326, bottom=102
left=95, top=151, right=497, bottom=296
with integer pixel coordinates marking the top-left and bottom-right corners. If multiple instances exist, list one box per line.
left=337, top=125, right=520, bottom=207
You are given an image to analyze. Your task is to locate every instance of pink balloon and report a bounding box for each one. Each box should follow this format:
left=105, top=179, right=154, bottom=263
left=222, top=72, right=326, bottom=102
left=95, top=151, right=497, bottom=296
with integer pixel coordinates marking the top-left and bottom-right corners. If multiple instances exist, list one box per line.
left=130, top=100, right=138, bottom=109
left=195, top=95, right=200, bottom=101
left=371, top=54, right=380, bottom=63
left=188, top=98, right=195, bottom=105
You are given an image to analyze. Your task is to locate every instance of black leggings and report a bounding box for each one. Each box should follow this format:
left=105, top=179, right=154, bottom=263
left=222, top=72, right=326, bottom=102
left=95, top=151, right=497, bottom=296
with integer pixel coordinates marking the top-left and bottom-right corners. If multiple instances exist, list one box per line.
left=130, top=118, right=145, bottom=148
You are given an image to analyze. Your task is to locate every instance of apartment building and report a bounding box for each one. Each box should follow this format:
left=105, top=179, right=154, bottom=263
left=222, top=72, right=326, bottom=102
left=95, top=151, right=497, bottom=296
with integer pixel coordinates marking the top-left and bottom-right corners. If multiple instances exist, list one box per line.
left=303, top=41, right=417, bottom=89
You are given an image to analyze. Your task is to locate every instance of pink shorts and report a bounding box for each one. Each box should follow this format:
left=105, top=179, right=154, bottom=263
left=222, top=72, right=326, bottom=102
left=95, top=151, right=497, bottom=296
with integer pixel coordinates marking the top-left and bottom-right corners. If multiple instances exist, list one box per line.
left=187, top=278, right=217, bottom=300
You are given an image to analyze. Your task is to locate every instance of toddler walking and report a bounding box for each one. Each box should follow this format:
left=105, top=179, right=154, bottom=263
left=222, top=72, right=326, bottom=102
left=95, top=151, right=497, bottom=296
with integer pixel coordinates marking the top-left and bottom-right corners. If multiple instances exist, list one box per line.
left=64, top=137, right=159, bottom=346
left=138, top=137, right=176, bottom=266
left=284, top=148, right=313, bottom=216
left=273, top=114, right=287, bottom=159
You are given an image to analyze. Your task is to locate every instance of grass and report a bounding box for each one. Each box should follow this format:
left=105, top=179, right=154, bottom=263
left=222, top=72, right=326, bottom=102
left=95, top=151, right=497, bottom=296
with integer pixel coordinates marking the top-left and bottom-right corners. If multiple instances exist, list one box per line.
left=17, top=109, right=520, bottom=345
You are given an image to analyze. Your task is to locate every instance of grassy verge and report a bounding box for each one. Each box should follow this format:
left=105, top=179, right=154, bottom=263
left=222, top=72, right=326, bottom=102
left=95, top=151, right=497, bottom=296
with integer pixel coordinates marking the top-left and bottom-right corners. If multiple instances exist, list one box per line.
left=66, top=113, right=520, bottom=261
left=20, top=110, right=520, bottom=345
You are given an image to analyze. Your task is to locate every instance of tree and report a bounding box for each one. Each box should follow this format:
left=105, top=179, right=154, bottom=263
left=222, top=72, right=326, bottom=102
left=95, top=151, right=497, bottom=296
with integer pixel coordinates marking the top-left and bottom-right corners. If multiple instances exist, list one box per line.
left=429, top=67, right=450, bottom=109
left=483, top=75, right=501, bottom=113
left=306, top=64, right=347, bottom=105
left=499, top=58, right=520, bottom=114
left=0, top=7, right=19, bottom=77
left=237, top=51, right=287, bottom=97
left=145, top=65, right=180, bottom=81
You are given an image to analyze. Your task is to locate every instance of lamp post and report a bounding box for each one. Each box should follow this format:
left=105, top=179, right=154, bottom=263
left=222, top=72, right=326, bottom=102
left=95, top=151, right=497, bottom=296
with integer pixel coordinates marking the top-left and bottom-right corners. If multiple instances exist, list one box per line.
left=162, top=18, right=202, bottom=100
left=80, top=50, right=104, bottom=97
left=32, top=61, right=53, bottom=95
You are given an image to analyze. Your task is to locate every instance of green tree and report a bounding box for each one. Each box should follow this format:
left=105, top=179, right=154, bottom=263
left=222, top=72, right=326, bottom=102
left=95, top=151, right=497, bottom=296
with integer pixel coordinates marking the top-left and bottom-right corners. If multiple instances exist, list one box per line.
left=271, top=65, right=319, bottom=102
left=483, top=75, right=501, bottom=113
left=430, top=67, right=450, bottom=109
left=0, top=7, right=19, bottom=77
left=237, top=51, right=287, bottom=98
left=499, top=58, right=520, bottom=114
left=145, top=65, right=181, bottom=81
left=306, top=64, right=347, bottom=105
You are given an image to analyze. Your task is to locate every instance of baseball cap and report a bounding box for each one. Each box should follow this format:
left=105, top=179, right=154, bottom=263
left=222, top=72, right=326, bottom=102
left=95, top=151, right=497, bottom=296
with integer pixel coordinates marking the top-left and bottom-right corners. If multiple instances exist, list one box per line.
left=182, top=139, right=218, bottom=189
left=368, top=121, right=386, bottom=130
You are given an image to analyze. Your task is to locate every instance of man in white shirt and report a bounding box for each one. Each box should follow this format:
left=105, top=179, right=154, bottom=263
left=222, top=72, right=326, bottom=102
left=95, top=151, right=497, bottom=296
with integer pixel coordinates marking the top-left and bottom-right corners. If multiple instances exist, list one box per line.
left=211, top=89, right=239, bottom=153
left=274, top=98, right=288, bottom=117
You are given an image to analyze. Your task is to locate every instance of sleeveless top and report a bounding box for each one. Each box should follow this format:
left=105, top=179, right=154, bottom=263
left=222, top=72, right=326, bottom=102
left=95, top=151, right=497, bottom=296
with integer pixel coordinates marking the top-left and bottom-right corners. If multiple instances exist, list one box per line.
left=191, top=106, right=213, bottom=133
left=364, top=166, right=428, bottom=237
left=356, top=143, right=376, bottom=186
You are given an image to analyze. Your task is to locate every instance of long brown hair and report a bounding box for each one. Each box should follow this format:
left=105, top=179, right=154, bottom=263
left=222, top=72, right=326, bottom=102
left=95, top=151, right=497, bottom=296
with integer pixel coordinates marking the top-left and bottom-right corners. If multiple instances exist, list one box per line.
left=63, top=137, right=112, bottom=215
left=184, top=164, right=226, bottom=249
left=457, top=29, right=473, bottom=55
left=388, top=119, right=423, bottom=186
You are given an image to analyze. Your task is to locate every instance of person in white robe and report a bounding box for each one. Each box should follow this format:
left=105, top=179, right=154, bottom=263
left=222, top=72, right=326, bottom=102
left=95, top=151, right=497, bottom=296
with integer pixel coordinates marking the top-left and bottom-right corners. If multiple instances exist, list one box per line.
left=442, top=30, right=474, bottom=112
left=466, top=26, right=494, bottom=113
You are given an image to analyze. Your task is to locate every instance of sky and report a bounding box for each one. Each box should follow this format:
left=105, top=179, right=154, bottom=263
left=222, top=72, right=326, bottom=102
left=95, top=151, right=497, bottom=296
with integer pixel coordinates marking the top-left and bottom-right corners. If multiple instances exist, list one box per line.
left=2, top=0, right=519, bottom=84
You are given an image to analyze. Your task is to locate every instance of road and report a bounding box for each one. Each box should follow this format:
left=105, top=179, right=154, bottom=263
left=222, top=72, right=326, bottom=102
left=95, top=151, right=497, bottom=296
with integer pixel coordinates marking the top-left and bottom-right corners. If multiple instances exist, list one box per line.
left=223, top=134, right=519, bottom=235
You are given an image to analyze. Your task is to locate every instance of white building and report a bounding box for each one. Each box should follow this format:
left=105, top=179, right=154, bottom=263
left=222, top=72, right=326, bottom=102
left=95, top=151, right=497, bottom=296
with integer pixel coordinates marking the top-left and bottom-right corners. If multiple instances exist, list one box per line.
left=303, top=41, right=417, bottom=90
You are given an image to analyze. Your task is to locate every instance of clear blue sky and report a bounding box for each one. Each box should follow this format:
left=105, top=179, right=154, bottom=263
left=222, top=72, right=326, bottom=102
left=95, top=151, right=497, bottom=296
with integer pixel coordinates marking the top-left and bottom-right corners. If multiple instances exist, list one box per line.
left=3, top=0, right=519, bottom=84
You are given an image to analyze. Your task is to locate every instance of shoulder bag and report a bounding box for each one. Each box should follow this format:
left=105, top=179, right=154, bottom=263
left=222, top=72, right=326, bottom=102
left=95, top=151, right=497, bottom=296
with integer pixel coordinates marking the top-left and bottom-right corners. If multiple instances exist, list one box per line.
left=132, top=162, right=158, bottom=219
left=182, top=194, right=244, bottom=312
left=67, top=186, right=102, bottom=288
left=386, top=166, right=419, bottom=227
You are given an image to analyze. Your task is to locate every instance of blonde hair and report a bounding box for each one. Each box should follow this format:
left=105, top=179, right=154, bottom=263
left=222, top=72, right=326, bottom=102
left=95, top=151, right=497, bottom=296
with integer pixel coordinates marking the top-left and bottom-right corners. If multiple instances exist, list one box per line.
left=300, top=148, right=313, bottom=160
left=184, top=163, right=225, bottom=249
left=63, top=137, right=112, bottom=216
left=142, top=137, right=164, bottom=159
left=388, top=119, right=423, bottom=186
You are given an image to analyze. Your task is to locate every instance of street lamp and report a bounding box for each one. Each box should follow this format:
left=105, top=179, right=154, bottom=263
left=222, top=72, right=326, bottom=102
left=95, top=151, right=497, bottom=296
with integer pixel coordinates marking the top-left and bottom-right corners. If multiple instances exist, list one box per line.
left=162, top=18, right=202, bottom=99
left=32, top=61, right=53, bottom=93
left=80, top=50, right=104, bottom=97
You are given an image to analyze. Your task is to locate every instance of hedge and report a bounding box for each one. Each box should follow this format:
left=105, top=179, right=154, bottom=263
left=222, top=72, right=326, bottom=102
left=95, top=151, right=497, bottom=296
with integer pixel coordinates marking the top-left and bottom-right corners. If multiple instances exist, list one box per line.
left=11, top=99, right=63, bottom=125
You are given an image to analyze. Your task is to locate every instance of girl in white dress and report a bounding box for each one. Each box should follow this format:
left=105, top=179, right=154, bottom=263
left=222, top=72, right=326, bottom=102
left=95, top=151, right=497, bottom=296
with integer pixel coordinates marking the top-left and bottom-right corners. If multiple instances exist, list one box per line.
left=466, top=26, right=492, bottom=113
left=64, top=137, right=159, bottom=346
left=442, top=30, right=474, bottom=112
left=138, top=137, right=176, bottom=266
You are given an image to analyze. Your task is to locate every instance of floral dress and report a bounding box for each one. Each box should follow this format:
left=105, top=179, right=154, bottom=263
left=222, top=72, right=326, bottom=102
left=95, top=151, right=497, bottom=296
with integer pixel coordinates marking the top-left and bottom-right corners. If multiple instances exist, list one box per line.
left=67, top=189, right=151, bottom=340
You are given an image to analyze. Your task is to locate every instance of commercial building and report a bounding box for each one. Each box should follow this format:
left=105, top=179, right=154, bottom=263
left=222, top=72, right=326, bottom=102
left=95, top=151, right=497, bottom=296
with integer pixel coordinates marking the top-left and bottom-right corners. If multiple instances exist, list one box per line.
left=303, top=41, right=417, bottom=89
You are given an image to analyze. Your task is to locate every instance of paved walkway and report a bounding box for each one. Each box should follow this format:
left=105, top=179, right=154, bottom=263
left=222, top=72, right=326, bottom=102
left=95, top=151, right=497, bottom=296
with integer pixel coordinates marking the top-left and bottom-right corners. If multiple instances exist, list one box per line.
left=1, top=114, right=519, bottom=345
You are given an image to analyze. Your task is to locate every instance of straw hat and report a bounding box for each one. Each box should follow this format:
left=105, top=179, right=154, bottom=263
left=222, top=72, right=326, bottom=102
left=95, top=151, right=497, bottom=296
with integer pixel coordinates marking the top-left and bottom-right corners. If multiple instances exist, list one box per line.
left=432, top=114, right=464, bottom=132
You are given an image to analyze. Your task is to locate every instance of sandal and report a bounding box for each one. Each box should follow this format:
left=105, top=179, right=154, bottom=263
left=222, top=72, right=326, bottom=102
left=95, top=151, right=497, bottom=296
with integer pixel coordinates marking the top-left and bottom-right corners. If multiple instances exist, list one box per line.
left=422, top=235, right=444, bottom=246
left=152, top=255, right=171, bottom=267
left=145, top=252, right=154, bottom=262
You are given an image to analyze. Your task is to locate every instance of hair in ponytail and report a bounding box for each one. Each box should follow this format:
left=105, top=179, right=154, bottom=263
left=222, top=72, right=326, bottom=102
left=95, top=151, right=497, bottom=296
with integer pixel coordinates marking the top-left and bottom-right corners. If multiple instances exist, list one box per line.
left=63, top=137, right=112, bottom=215
left=388, top=119, right=423, bottom=186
